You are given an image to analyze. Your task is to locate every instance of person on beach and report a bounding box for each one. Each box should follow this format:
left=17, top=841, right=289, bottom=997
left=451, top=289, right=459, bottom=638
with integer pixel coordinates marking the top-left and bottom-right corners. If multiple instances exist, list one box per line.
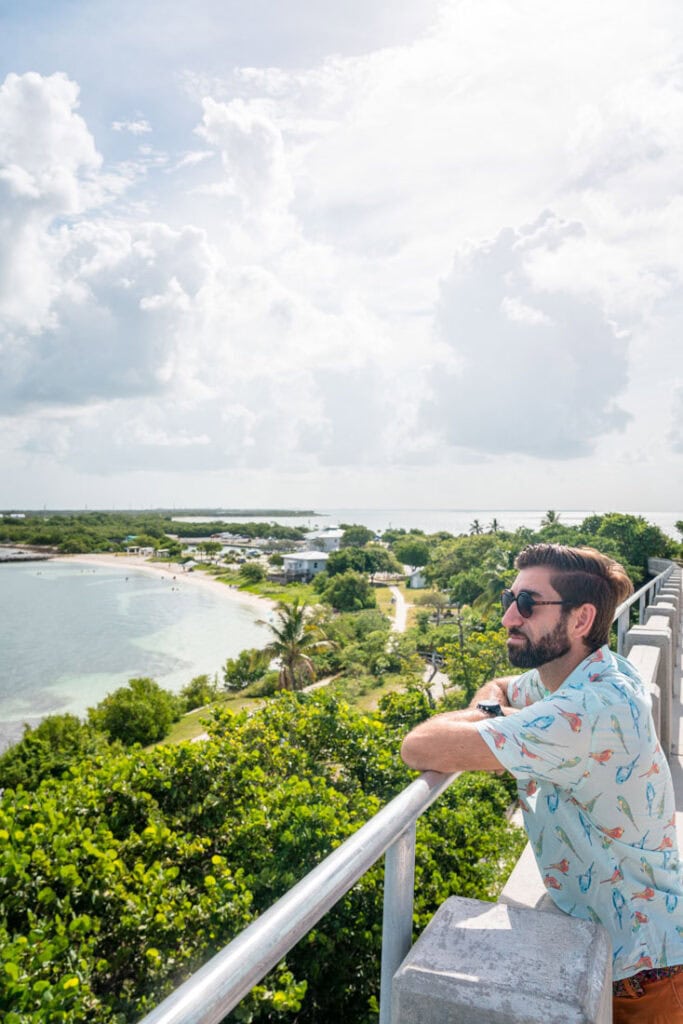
left=401, top=543, right=683, bottom=1023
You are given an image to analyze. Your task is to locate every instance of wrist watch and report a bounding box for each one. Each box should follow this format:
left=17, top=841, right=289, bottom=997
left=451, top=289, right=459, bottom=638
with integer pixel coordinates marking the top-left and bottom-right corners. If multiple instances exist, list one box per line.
left=476, top=700, right=504, bottom=717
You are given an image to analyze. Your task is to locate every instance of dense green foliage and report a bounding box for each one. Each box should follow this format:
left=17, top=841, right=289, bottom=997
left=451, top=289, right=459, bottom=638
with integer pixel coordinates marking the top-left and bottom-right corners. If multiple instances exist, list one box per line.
left=319, top=570, right=377, bottom=612
left=179, top=675, right=221, bottom=711
left=0, top=511, right=306, bottom=555
left=238, top=562, right=266, bottom=584
left=0, top=716, right=114, bottom=792
left=340, top=524, right=375, bottom=548
left=0, top=690, right=525, bottom=1024
left=88, top=678, right=182, bottom=746
left=421, top=512, right=677, bottom=592
left=391, top=537, right=430, bottom=568
left=223, top=648, right=271, bottom=692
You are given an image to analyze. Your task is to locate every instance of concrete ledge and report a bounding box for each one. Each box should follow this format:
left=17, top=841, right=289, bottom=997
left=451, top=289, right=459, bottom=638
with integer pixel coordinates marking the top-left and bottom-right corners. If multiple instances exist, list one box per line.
left=392, top=896, right=612, bottom=1024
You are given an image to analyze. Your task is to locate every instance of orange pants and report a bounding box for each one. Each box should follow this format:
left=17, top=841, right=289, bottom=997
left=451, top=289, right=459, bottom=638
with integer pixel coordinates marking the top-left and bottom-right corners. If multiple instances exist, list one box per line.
left=614, top=974, right=683, bottom=1023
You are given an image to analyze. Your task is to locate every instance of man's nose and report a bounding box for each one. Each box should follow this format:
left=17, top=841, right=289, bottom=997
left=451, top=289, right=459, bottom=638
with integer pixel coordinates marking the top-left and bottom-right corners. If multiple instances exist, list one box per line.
left=502, top=601, right=523, bottom=628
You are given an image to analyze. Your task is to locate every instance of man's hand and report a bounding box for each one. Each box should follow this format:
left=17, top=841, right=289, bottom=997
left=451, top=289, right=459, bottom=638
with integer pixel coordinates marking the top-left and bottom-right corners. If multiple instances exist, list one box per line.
left=467, top=676, right=516, bottom=709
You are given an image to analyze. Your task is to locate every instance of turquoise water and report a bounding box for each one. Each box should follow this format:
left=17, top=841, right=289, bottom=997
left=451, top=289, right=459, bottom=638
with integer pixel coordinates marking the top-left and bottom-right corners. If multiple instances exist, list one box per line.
left=0, top=561, right=269, bottom=751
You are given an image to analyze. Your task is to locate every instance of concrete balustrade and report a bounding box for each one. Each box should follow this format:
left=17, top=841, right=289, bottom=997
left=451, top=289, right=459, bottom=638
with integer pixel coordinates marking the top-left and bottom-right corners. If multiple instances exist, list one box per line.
left=392, top=896, right=612, bottom=1024
left=651, top=601, right=678, bottom=638
left=624, top=623, right=673, bottom=755
left=626, top=644, right=662, bottom=738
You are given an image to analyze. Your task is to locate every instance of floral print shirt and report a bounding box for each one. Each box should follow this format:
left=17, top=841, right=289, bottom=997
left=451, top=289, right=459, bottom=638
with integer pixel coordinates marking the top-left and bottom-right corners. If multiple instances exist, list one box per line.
left=477, top=645, right=683, bottom=980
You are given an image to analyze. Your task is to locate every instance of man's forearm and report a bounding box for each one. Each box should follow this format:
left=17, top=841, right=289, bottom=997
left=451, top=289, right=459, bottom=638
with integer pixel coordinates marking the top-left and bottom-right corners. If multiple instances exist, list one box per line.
left=467, top=676, right=516, bottom=708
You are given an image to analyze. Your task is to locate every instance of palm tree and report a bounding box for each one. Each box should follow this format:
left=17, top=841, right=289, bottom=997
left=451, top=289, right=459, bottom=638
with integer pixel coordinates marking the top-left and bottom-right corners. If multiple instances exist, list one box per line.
left=488, top=518, right=501, bottom=534
left=469, top=519, right=483, bottom=535
left=259, top=599, right=328, bottom=691
left=540, top=510, right=560, bottom=527
left=473, top=550, right=516, bottom=613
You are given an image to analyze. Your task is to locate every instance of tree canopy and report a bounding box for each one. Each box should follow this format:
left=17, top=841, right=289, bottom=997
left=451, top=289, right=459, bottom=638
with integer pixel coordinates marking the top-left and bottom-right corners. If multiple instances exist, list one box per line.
left=88, top=678, right=181, bottom=746
left=260, top=599, right=330, bottom=691
left=321, top=570, right=377, bottom=612
left=0, top=689, right=524, bottom=1024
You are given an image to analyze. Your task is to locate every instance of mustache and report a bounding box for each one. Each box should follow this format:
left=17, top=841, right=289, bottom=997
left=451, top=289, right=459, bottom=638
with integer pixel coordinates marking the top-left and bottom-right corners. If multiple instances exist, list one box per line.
left=507, top=628, right=527, bottom=638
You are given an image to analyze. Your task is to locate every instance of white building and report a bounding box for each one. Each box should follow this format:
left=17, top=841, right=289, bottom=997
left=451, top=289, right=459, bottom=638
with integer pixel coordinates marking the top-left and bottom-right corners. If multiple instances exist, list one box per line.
left=407, top=568, right=427, bottom=589
left=282, top=550, right=329, bottom=579
left=305, top=528, right=344, bottom=552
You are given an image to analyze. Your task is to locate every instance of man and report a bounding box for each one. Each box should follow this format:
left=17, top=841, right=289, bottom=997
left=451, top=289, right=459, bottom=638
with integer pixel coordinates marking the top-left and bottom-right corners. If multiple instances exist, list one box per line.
left=401, top=544, right=683, bottom=1022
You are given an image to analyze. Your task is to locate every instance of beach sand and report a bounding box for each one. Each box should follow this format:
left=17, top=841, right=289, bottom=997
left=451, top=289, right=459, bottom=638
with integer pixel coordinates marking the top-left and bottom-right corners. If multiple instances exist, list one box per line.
left=57, top=552, right=276, bottom=615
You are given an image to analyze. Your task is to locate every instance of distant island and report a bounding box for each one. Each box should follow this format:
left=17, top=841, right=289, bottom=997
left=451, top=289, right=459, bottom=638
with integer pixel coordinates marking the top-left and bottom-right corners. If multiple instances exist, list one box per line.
left=0, top=508, right=318, bottom=518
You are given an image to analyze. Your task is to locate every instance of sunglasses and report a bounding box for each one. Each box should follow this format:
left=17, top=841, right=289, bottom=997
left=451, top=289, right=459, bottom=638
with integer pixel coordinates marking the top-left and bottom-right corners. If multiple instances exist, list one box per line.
left=500, top=589, right=571, bottom=619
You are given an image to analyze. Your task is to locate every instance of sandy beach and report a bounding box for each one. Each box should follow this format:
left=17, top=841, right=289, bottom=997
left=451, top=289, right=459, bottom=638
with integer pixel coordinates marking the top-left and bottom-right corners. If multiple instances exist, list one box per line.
left=57, top=552, right=277, bottom=615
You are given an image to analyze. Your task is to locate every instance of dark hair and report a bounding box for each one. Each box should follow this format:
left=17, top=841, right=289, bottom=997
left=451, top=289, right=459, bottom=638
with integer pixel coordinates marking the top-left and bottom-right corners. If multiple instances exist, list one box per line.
left=515, top=544, right=634, bottom=649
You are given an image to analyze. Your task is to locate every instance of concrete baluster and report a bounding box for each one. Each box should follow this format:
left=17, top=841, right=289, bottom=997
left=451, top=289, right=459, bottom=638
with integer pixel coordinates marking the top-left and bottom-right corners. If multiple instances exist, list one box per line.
left=624, top=624, right=672, bottom=755
left=391, top=896, right=612, bottom=1024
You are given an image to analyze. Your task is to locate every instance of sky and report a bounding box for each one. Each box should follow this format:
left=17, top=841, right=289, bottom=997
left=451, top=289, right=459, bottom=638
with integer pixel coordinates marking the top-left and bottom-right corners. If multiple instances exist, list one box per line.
left=1, top=0, right=682, bottom=513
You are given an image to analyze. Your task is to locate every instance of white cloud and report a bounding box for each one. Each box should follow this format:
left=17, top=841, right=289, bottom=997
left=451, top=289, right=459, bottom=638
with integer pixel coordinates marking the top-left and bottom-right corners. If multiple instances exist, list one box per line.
left=0, top=71, right=127, bottom=336
left=668, top=384, right=683, bottom=453
left=425, top=214, right=631, bottom=458
left=112, top=118, right=152, bottom=135
left=195, top=96, right=293, bottom=220
left=1, top=1, right=683, bottom=507
left=501, top=296, right=554, bottom=327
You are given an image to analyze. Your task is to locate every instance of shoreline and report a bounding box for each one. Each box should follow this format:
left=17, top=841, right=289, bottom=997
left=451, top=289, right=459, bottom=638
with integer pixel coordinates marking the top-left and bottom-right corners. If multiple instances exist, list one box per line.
left=0, top=554, right=277, bottom=754
left=56, top=553, right=277, bottom=615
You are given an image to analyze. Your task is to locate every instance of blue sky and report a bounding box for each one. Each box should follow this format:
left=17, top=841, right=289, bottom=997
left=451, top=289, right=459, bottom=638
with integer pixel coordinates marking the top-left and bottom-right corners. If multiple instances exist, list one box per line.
left=1, top=0, right=682, bottom=511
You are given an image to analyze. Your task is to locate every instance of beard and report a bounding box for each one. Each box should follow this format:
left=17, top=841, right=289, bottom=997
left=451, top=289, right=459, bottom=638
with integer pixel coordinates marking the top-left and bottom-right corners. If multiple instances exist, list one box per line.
left=507, top=616, right=571, bottom=669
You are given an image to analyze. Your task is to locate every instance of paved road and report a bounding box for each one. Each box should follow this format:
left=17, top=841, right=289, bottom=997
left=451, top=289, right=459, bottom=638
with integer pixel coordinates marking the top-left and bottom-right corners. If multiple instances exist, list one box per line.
left=390, top=586, right=408, bottom=632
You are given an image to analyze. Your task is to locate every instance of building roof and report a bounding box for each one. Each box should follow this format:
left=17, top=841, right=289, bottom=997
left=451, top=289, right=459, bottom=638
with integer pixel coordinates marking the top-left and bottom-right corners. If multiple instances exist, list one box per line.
left=283, top=550, right=330, bottom=561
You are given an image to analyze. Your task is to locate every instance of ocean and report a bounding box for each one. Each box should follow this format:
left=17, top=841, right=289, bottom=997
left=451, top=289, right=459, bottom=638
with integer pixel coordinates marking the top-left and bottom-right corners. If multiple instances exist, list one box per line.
left=175, top=507, right=682, bottom=539
left=0, top=560, right=269, bottom=752
left=1, top=506, right=679, bottom=753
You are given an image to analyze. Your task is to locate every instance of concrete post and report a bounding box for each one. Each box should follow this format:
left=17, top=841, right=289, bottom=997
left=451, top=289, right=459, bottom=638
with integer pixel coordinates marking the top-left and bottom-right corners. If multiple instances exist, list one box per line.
left=647, top=603, right=678, bottom=651
left=624, top=625, right=672, bottom=753
left=625, top=644, right=661, bottom=740
left=656, top=593, right=680, bottom=626
left=391, top=896, right=612, bottom=1024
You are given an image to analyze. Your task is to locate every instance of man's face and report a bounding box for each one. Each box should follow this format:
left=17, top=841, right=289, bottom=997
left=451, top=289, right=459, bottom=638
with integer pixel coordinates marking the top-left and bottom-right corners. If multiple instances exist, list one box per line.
left=501, top=566, right=571, bottom=669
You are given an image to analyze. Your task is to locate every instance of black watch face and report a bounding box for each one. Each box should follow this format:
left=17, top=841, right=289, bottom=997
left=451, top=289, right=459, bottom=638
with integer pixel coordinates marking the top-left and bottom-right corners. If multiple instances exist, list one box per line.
left=478, top=701, right=502, bottom=716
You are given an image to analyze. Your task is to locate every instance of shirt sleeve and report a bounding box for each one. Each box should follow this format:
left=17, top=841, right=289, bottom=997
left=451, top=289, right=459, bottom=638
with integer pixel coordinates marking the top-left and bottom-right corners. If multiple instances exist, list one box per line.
left=477, top=695, right=591, bottom=787
left=506, top=670, right=548, bottom=708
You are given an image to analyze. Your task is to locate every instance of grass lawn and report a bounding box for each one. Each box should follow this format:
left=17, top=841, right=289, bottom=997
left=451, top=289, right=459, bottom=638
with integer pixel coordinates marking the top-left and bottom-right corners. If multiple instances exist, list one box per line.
left=205, top=571, right=319, bottom=605
left=163, top=694, right=267, bottom=744
left=352, top=676, right=413, bottom=712
left=373, top=584, right=394, bottom=617
left=320, top=672, right=416, bottom=713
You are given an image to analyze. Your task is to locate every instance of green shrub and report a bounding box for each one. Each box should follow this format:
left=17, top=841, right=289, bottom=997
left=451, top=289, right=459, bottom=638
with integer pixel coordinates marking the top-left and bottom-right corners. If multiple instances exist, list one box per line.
left=179, top=674, right=220, bottom=711
left=0, top=714, right=112, bottom=792
left=88, top=678, right=181, bottom=746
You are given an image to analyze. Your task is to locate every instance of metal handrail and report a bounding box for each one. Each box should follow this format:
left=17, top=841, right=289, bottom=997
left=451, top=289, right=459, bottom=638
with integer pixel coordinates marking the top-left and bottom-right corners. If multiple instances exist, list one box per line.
left=138, top=562, right=677, bottom=1024
left=136, top=770, right=457, bottom=1024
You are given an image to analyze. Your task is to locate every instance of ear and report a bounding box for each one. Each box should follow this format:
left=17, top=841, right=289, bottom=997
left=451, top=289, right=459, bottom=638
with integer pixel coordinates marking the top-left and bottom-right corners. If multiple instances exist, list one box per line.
left=570, top=603, right=597, bottom=642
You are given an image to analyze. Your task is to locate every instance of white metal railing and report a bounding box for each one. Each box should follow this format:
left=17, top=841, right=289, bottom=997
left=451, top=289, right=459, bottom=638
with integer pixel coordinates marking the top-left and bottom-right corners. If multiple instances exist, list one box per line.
left=614, top=563, right=674, bottom=654
left=138, top=563, right=677, bottom=1024
left=136, top=770, right=457, bottom=1024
